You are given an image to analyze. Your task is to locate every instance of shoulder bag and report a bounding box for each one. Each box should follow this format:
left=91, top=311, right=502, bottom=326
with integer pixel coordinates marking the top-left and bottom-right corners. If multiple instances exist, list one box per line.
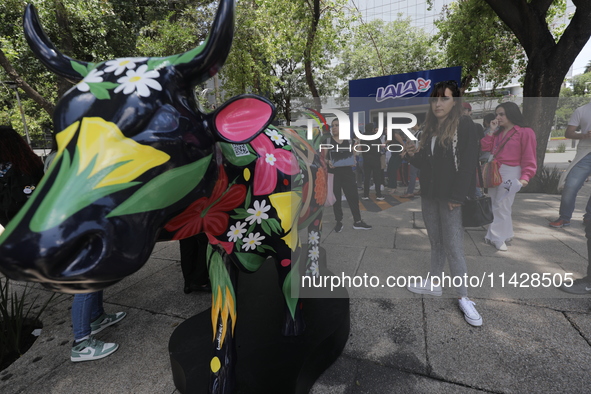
left=463, top=164, right=494, bottom=228
left=479, top=129, right=517, bottom=188
left=451, top=127, right=493, bottom=227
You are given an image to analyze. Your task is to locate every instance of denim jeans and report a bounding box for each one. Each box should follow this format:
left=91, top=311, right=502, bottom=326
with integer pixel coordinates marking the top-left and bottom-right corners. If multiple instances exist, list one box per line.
left=559, top=152, right=591, bottom=221
left=71, top=291, right=104, bottom=341
left=405, top=164, right=420, bottom=194
left=421, top=197, right=468, bottom=297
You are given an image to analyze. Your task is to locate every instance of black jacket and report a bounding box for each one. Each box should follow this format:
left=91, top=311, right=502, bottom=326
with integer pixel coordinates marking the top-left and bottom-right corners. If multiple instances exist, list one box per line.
left=409, top=116, right=478, bottom=204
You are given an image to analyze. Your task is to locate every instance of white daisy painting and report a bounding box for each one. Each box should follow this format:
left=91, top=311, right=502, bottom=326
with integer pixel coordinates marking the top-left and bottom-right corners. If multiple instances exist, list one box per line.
left=114, top=65, right=162, bottom=97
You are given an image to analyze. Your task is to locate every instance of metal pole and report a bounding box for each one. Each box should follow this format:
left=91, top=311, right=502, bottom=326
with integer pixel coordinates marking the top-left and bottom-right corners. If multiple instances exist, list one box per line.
left=1, top=81, right=31, bottom=146
left=12, top=88, right=31, bottom=146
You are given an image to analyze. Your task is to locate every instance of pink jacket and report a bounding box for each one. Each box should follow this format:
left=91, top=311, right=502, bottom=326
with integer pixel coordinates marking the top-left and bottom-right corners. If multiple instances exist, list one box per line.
left=480, top=125, right=537, bottom=182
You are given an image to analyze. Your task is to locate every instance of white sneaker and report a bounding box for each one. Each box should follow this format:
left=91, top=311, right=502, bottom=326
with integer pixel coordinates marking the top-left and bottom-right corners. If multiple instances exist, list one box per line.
left=407, top=278, right=442, bottom=296
left=486, top=238, right=507, bottom=251
left=495, top=241, right=508, bottom=251
left=458, top=297, right=482, bottom=326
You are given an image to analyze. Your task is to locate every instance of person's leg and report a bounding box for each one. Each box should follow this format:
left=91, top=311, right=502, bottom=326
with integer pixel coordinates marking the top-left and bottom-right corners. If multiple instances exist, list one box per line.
left=439, top=201, right=468, bottom=297
left=371, top=156, right=383, bottom=197
left=386, top=154, right=401, bottom=188
left=180, top=234, right=210, bottom=292
left=341, top=168, right=362, bottom=222
left=90, top=290, right=104, bottom=322
left=356, top=156, right=364, bottom=189
left=558, top=153, right=591, bottom=221
left=486, top=165, right=520, bottom=246
left=363, top=159, right=371, bottom=197
left=406, top=164, right=419, bottom=194
left=421, top=197, right=446, bottom=279
left=72, top=293, right=97, bottom=342
left=332, top=170, right=344, bottom=223
left=584, top=195, right=591, bottom=223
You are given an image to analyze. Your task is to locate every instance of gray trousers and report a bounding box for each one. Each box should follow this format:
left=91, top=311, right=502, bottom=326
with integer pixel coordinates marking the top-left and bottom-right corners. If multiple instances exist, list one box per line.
left=421, top=197, right=468, bottom=297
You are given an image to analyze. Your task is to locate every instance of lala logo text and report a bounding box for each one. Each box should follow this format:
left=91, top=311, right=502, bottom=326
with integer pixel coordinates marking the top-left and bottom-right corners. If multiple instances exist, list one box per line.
left=375, top=78, right=431, bottom=102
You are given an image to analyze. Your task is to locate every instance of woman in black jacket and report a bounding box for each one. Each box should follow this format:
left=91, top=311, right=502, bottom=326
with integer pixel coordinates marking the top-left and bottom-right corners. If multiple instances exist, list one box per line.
left=404, top=80, right=482, bottom=327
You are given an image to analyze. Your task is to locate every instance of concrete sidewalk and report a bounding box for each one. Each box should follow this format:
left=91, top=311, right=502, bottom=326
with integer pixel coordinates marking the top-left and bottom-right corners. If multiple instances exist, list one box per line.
left=2, top=177, right=591, bottom=393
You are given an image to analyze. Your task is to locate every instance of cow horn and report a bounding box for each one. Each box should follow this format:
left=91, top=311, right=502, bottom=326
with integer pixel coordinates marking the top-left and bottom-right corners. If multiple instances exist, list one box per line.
left=173, top=0, right=235, bottom=86
left=23, top=4, right=89, bottom=82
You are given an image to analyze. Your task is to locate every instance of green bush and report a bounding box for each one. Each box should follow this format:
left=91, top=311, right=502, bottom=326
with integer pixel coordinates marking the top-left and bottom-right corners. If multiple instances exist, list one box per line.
left=0, top=277, right=58, bottom=369
left=551, top=128, right=565, bottom=138
left=554, top=143, right=566, bottom=153
left=522, top=166, right=561, bottom=194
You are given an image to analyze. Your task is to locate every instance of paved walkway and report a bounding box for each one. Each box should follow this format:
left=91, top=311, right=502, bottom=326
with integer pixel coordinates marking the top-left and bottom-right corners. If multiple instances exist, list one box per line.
left=2, top=153, right=591, bottom=393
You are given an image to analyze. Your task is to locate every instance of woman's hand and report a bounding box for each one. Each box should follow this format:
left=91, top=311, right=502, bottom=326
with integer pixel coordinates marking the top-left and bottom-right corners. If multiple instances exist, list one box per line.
left=519, top=179, right=528, bottom=187
left=489, top=119, right=499, bottom=132
left=448, top=202, right=461, bottom=210
left=405, top=141, right=417, bottom=156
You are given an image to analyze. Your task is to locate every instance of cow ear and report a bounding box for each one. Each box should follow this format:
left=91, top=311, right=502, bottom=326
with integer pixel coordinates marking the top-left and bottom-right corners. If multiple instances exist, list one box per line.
left=212, top=95, right=276, bottom=143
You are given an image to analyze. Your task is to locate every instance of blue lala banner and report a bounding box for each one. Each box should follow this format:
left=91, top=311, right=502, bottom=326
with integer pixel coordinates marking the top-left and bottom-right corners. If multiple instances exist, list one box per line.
left=348, top=66, right=462, bottom=131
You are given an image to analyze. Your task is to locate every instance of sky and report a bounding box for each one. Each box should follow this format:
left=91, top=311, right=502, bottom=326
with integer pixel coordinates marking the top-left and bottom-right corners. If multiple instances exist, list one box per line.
left=350, top=0, right=591, bottom=77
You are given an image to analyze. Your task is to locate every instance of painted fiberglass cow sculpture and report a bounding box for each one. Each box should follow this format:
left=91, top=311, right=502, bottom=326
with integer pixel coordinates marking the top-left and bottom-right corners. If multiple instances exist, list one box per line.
left=0, top=1, right=327, bottom=392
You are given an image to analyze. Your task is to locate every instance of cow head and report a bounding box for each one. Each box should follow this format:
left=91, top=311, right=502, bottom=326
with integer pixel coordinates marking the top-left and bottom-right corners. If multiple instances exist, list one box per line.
left=0, top=0, right=276, bottom=292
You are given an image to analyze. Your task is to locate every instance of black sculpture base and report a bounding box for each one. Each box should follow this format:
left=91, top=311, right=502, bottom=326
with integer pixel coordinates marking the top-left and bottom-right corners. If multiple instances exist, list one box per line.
left=169, top=260, right=350, bottom=393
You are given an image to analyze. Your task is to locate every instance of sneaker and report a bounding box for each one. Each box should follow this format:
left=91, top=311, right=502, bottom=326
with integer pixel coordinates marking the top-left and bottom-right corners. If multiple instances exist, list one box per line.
left=458, top=297, right=482, bottom=326
left=376, top=196, right=385, bottom=201
left=400, top=194, right=414, bottom=198
left=71, top=336, right=119, bottom=362
left=334, top=222, right=343, bottom=233
left=90, top=312, right=127, bottom=335
left=495, top=241, right=508, bottom=251
left=353, top=220, right=372, bottom=230
left=361, top=196, right=370, bottom=200
left=406, top=278, right=442, bottom=296
left=549, top=218, right=571, bottom=228
left=559, top=278, right=591, bottom=294
left=485, top=238, right=508, bottom=251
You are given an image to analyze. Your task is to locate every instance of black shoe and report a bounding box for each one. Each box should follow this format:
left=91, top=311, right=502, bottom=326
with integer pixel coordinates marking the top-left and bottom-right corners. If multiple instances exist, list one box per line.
left=353, top=220, right=372, bottom=230
left=184, top=283, right=212, bottom=294
left=334, top=222, right=343, bottom=233
left=559, top=278, right=591, bottom=294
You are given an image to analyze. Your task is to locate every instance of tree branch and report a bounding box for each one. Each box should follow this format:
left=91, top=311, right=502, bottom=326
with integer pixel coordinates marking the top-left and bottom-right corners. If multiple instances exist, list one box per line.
left=0, top=47, right=55, bottom=116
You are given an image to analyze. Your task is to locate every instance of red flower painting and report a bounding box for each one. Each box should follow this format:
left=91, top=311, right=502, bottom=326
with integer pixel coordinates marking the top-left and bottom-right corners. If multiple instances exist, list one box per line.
left=165, top=166, right=246, bottom=240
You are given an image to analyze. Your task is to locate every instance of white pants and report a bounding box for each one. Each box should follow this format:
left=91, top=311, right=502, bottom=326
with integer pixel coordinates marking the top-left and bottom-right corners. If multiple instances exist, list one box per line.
left=485, top=164, right=522, bottom=244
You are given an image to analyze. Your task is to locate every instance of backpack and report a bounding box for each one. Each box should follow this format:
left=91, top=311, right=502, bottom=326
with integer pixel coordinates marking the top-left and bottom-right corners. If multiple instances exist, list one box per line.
left=0, top=162, right=39, bottom=227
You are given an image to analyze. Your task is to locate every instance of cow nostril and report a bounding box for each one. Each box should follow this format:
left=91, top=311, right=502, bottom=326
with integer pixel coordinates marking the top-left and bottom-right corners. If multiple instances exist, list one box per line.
left=55, top=232, right=106, bottom=279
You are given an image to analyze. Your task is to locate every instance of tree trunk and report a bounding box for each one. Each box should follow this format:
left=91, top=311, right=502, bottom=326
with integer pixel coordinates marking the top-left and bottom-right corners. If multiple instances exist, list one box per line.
left=483, top=0, right=591, bottom=190
left=304, top=0, right=321, bottom=111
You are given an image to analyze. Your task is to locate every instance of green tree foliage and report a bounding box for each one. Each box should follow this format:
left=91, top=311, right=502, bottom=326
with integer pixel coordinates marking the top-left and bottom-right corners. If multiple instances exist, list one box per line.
left=0, top=0, right=216, bottom=145
left=556, top=72, right=591, bottom=131
left=430, top=0, right=591, bottom=190
left=434, top=0, right=525, bottom=92
left=335, top=18, right=442, bottom=95
left=219, top=0, right=350, bottom=123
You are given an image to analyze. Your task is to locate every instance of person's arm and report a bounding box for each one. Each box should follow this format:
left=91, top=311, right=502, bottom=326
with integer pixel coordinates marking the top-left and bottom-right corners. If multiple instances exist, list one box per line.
left=450, top=118, right=479, bottom=207
left=518, top=128, right=538, bottom=185
left=565, top=125, right=591, bottom=140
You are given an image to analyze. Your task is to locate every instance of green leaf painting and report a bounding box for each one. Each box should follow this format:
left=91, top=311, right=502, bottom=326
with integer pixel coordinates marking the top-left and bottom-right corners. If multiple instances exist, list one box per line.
left=108, top=154, right=212, bottom=218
